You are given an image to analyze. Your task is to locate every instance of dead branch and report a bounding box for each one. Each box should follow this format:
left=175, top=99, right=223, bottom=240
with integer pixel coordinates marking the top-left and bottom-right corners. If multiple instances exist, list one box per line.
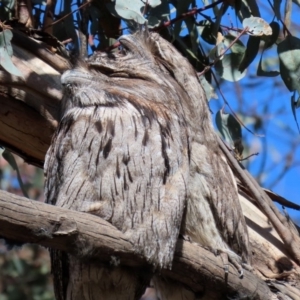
left=0, top=189, right=271, bottom=299
left=218, top=137, right=300, bottom=265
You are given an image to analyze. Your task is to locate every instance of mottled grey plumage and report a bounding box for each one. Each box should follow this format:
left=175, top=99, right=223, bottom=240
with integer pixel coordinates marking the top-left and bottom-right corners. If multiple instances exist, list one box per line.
left=44, top=31, right=249, bottom=300
left=152, top=36, right=250, bottom=263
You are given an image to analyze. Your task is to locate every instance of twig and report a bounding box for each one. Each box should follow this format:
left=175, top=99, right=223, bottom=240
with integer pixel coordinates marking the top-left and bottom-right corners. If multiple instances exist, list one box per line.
left=43, top=0, right=91, bottom=29
left=211, top=71, right=263, bottom=137
left=267, top=0, right=292, bottom=36
left=239, top=152, right=259, bottom=162
left=106, top=0, right=226, bottom=52
left=154, top=0, right=225, bottom=32
left=198, top=26, right=249, bottom=76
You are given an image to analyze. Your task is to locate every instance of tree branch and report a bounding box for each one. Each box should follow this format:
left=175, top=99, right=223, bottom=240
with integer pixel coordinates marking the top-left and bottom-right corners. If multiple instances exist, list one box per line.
left=0, top=93, right=53, bottom=166
left=0, top=189, right=271, bottom=299
left=218, top=137, right=300, bottom=265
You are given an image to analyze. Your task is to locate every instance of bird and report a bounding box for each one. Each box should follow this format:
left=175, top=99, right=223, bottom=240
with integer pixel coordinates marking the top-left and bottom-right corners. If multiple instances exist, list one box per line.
left=44, top=30, right=250, bottom=300
left=150, top=33, right=250, bottom=299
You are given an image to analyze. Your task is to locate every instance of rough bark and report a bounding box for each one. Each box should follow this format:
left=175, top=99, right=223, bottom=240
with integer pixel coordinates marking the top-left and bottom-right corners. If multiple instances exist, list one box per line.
left=0, top=189, right=273, bottom=299
left=0, top=29, right=67, bottom=166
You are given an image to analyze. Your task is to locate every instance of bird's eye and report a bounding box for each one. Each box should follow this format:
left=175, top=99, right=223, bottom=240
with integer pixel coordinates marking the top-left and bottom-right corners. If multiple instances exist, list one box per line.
left=62, top=83, right=71, bottom=89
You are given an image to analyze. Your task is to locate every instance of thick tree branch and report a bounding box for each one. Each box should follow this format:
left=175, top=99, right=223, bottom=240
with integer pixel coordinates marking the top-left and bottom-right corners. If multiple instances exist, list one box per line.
left=0, top=93, right=53, bottom=166
left=0, top=189, right=271, bottom=299
left=218, top=137, right=300, bottom=265
left=0, top=32, right=63, bottom=166
left=11, top=30, right=70, bottom=73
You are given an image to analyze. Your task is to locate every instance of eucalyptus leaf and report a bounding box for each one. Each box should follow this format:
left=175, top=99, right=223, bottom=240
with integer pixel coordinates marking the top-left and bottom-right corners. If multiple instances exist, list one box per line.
left=173, top=0, right=198, bottom=55
left=239, top=36, right=260, bottom=72
left=59, top=0, right=80, bottom=53
left=0, top=29, right=13, bottom=55
left=88, top=5, right=101, bottom=35
left=215, top=53, right=247, bottom=82
left=0, top=48, right=23, bottom=77
left=147, top=16, right=160, bottom=28
left=291, top=92, right=300, bottom=133
left=31, top=0, right=47, bottom=4
left=273, top=0, right=282, bottom=19
left=263, top=21, right=280, bottom=49
left=199, top=75, right=218, bottom=101
left=245, top=0, right=261, bottom=16
left=148, top=0, right=161, bottom=7
left=223, top=34, right=246, bottom=54
left=243, top=17, right=272, bottom=36
left=236, top=0, right=261, bottom=21
left=0, top=30, right=24, bottom=78
left=174, top=0, right=190, bottom=36
left=173, top=35, right=200, bottom=68
left=278, top=35, right=300, bottom=93
left=0, top=0, right=15, bottom=20
left=257, top=50, right=280, bottom=77
left=293, top=0, right=300, bottom=7
left=215, top=109, right=243, bottom=150
left=209, top=41, right=226, bottom=61
left=106, top=0, right=147, bottom=24
left=147, top=0, right=170, bottom=28
left=185, top=47, right=201, bottom=63
left=111, top=0, right=162, bottom=20
left=197, top=20, right=217, bottom=45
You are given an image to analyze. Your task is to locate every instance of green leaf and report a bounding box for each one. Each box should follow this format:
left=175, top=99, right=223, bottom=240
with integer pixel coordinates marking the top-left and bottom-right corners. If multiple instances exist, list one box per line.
left=236, top=0, right=261, bottom=21
left=209, top=41, right=226, bottom=61
left=197, top=20, right=217, bottom=45
left=2, top=149, right=29, bottom=198
left=173, top=35, right=201, bottom=68
left=215, top=109, right=243, bottom=150
left=278, top=35, right=300, bottom=93
left=88, top=5, right=101, bottom=35
left=147, top=0, right=170, bottom=28
left=215, top=53, right=247, bottom=82
left=31, top=0, right=47, bottom=4
left=106, top=0, right=161, bottom=25
left=257, top=50, right=280, bottom=77
left=106, top=0, right=147, bottom=24
left=185, top=23, right=199, bottom=55
left=173, top=0, right=189, bottom=38
left=199, top=75, right=218, bottom=101
left=0, top=30, right=24, bottom=78
left=263, top=21, right=280, bottom=49
left=257, top=23, right=280, bottom=77
left=243, top=16, right=272, bottom=36
left=223, top=34, right=246, bottom=54
left=291, top=92, right=300, bottom=133
left=238, top=36, right=260, bottom=72
left=293, top=0, right=300, bottom=7
left=0, top=29, right=13, bottom=55
left=185, top=47, right=200, bottom=63
left=273, top=0, right=282, bottom=20
left=148, top=0, right=161, bottom=7
left=242, top=0, right=261, bottom=17
left=0, top=0, right=15, bottom=20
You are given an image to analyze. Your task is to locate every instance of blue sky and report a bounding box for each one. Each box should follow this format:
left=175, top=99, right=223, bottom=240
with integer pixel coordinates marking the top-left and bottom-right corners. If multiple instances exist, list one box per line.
left=205, top=2, right=300, bottom=223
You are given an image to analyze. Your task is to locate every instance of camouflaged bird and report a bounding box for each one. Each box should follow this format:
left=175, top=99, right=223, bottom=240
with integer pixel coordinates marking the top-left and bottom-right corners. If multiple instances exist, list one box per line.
left=44, top=31, right=249, bottom=300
